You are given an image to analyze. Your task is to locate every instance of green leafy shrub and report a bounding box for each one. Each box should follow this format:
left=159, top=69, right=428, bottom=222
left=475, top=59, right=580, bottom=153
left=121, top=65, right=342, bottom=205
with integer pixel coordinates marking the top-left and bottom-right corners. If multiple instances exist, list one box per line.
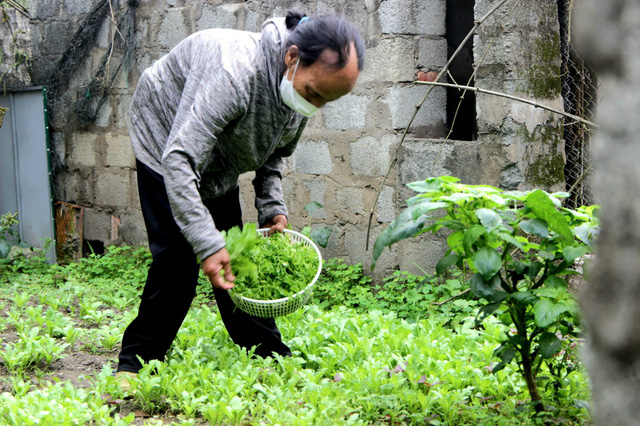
left=311, top=258, right=373, bottom=310
left=0, top=212, right=55, bottom=277
left=0, top=212, right=20, bottom=260
left=313, top=259, right=479, bottom=323
left=63, top=245, right=151, bottom=285
left=373, top=176, right=598, bottom=412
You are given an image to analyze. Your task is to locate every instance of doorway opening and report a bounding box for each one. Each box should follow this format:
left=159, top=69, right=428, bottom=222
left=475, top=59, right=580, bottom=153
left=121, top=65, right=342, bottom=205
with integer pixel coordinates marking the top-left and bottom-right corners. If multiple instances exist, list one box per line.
left=445, top=0, right=477, bottom=141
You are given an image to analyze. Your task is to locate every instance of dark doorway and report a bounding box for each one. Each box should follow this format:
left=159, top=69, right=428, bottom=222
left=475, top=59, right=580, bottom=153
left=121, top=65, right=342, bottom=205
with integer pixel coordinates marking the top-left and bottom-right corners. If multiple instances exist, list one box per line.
left=83, top=239, right=105, bottom=256
left=445, top=0, right=476, bottom=141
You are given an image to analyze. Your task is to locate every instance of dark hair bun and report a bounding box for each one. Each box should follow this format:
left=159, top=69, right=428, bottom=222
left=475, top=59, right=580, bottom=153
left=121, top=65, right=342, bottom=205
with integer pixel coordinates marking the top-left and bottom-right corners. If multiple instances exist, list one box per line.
left=284, top=11, right=365, bottom=71
left=285, top=9, right=307, bottom=30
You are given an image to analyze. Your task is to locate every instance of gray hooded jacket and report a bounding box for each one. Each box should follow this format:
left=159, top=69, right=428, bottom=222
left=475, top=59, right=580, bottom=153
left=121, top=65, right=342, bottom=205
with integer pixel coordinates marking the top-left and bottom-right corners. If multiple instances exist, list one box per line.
left=128, top=18, right=308, bottom=261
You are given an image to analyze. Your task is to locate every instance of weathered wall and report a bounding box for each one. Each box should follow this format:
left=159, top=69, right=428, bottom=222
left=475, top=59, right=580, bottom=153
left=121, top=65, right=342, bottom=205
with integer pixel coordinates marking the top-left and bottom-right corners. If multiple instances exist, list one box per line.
left=574, top=0, right=640, bottom=424
left=0, top=5, right=31, bottom=89
left=473, top=0, right=565, bottom=191
left=4, top=0, right=566, bottom=279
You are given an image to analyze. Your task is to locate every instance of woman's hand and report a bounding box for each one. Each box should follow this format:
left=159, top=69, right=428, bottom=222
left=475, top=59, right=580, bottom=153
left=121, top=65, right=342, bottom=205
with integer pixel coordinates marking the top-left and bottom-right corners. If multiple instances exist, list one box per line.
left=202, top=248, right=235, bottom=290
left=263, top=214, right=288, bottom=235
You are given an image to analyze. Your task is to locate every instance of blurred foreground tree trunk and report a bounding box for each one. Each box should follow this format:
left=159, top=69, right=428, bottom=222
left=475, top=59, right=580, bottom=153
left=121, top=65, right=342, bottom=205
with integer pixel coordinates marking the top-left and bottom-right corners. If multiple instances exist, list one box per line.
left=575, top=1, right=640, bottom=424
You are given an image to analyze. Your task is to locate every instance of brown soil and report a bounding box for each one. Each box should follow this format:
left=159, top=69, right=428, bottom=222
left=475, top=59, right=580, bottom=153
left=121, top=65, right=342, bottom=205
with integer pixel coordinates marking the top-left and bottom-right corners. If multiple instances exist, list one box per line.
left=0, top=330, right=116, bottom=392
left=0, top=333, right=193, bottom=423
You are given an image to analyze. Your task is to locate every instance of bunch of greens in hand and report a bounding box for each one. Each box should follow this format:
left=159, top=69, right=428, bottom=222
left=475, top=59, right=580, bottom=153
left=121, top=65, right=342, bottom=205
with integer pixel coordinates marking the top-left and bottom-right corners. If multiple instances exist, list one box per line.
left=223, top=224, right=319, bottom=300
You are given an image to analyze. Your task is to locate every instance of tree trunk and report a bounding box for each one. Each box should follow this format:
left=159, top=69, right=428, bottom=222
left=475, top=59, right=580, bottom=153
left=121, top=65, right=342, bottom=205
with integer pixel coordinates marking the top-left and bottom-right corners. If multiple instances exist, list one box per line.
left=575, top=1, right=640, bottom=424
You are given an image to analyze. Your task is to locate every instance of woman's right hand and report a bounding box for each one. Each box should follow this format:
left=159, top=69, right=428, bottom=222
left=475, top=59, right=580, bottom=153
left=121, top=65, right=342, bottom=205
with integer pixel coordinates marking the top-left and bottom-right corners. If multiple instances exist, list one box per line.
left=202, top=248, right=235, bottom=290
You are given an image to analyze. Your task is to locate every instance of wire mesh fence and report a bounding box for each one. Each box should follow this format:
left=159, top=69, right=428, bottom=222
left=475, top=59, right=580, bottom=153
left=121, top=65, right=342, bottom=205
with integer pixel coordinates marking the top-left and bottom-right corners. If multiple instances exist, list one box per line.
left=558, top=0, right=598, bottom=209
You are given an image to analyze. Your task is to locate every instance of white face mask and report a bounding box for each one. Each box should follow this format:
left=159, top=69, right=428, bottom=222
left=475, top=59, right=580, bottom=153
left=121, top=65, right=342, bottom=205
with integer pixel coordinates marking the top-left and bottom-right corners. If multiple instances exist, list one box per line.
left=279, top=59, right=320, bottom=117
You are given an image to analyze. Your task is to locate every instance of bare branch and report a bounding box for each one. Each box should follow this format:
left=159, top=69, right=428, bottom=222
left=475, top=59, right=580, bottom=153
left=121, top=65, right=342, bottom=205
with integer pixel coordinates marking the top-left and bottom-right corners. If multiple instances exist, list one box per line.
left=3, top=0, right=29, bottom=17
left=416, top=80, right=598, bottom=128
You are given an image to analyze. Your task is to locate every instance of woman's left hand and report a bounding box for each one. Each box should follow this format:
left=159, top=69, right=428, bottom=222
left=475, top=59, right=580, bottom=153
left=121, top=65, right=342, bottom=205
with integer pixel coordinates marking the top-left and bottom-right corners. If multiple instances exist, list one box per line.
left=263, top=214, right=287, bottom=235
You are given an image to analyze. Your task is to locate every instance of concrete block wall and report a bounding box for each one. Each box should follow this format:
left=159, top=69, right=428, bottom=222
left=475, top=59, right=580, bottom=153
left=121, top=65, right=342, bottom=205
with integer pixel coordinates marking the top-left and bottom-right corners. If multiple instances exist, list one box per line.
left=473, top=0, right=566, bottom=191
left=13, top=0, right=566, bottom=280
left=27, top=0, right=148, bottom=251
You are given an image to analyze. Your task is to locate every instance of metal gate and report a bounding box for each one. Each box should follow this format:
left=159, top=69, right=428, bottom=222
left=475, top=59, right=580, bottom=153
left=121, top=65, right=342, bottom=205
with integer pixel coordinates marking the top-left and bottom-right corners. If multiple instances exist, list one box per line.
left=0, top=87, right=56, bottom=262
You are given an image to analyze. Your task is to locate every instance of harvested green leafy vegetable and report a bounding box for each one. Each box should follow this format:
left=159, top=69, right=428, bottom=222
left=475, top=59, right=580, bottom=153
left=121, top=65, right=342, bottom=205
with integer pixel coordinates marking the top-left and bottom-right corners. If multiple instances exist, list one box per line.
left=222, top=224, right=319, bottom=300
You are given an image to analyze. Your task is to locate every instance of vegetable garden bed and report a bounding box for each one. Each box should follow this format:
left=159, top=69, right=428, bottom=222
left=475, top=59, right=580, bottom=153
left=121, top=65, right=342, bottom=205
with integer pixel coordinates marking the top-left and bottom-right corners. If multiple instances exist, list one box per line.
left=0, top=247, right=592, bottom=425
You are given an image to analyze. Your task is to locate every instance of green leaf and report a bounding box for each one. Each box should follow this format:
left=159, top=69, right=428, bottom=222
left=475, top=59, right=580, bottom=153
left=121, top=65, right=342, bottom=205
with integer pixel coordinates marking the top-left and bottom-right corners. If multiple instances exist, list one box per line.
left=372, top=209, right=428, bottom=269
left=410, top=201, right=449, bottom=221
left=538, top=332, right=562, bottom=359
left=519, top=219, right=549, bottom=238
left=563, top=245, right=589, bottom=263
left=476, top=208, right=502, bottom=232
left=533, top=299, right=569, bottom=327
left=435, top=253, right=461, bottom=274
left=304, top=201, right=323, bottom=214
left=447, top=231, right=464, bottom=252
left=526, top=262, right=543, bottom=279
left=475, top=302, right=501, bottom=326
left=514, top=261, right=527, bottom=275
left=538, top=250, right=556, bottom=260
left=440, top=219, right=466, bottom=231
left=0, top=239, right=10, bottom=258
left=371, top=230, right=390, bottom=270
left=310, top=227, right=334, bottom=248
left=470, top=273, right=500, bottom=300
left=495, top=346, right=516, bottom=364
left=491, top=361, right=507, bottom=374
left=497, top=232, right=525, bottom=250
left=511, top=291, right=538, bottom=305
left=534, top=287, right=563, bottom=299
left=438, top=176, right=461, bottom=183
left=503, top=190, right=528, bottom=200
left=544, top=276, right=567, bottom=289
left=574, top=223, right=599, bottom=247
left=406, top=179, right=444, bottom=193
left=473, top=247, right=502, bottom=279
left=463, top=225, right=486, bottom=254
left=526, top=190, right=574, bottom=243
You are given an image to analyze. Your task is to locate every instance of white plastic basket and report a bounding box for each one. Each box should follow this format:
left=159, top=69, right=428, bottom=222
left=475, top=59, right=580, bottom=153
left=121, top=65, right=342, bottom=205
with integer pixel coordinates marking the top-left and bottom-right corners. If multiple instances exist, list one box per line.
left=228, top=228, right=323, bottom=318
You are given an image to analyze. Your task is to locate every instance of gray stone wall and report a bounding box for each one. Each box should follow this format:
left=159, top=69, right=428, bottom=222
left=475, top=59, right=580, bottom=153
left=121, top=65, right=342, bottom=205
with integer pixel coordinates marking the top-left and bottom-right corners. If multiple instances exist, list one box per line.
left=4, top=0, right=567, bottom=280
left=0, top=5, right=32, bottom=89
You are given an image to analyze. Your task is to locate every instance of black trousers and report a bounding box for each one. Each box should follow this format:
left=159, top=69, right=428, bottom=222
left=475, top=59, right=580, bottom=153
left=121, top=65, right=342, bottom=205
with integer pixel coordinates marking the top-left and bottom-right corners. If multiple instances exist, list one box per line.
left=117, top=160, right=291, bottom=373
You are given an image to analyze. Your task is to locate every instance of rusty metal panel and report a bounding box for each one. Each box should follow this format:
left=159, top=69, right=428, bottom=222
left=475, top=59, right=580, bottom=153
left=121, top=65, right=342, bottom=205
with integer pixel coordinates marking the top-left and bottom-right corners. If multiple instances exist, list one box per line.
left=55, top=202, right=84, bottom=264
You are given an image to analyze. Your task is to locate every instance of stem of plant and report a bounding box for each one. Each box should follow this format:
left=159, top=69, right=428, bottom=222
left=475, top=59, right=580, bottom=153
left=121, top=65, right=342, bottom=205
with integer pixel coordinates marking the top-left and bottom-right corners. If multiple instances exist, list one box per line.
left=520, top=345, right=544, bottom=413
left=515, top=305, right=544, bottom=412
left=433, top=288, right=469, bottom=306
